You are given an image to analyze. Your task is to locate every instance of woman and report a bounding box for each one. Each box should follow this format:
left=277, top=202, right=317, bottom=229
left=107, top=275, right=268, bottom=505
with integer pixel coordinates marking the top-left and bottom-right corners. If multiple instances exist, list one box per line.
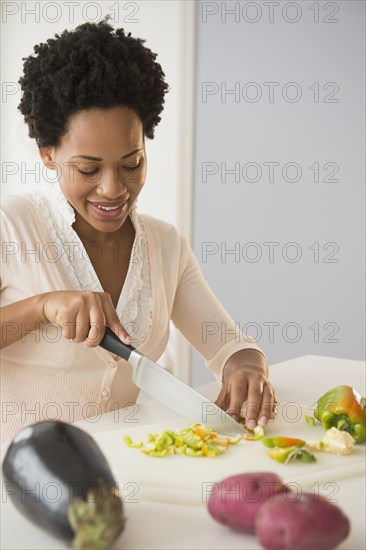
left=0, top=18, right=276, bottom=442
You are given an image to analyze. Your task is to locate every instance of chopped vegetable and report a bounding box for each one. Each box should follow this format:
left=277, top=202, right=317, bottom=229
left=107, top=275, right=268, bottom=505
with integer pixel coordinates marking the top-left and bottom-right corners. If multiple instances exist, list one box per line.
left=306, top=427, right=356, bottom=456
left=261, top=436, right=306, bottom=449
left=314, top=385, right=366, bottom=443
left=243, top=425, right=264, bottom=441
left=123, top=435, right=143, bottom=448
left=123, top=423, right=242, bottom=458
left=305, top=415, right=316, bottom=427
left=262, top=435, right=315, bottom=464
left=294, top=449, right=317, bottom=463
left=239, top=416, right=266, bottom=439
left=268, top=446, right=316, bottom=465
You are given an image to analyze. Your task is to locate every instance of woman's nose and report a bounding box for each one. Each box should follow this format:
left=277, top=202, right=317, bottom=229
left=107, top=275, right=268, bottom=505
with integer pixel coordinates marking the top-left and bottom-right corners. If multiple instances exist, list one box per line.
left=96, top=168, right=128, bottom=197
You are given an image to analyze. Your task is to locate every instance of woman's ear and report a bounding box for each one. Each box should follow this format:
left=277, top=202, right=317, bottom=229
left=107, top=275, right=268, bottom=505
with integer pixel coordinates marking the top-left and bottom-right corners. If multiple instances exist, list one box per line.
left=39, top=147, right=56, bottom=169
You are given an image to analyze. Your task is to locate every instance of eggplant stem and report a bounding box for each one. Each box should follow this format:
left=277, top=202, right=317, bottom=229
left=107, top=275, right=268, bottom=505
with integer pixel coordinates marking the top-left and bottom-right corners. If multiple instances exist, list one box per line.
left=67, top=482, right=125, bottom=550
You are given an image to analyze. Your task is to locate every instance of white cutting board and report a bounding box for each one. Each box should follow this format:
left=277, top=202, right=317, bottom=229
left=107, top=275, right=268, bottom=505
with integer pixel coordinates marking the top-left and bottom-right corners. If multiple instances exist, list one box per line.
left=93, top=404, right=366, bottom=505
left=1, top=404, right=365, bottom=549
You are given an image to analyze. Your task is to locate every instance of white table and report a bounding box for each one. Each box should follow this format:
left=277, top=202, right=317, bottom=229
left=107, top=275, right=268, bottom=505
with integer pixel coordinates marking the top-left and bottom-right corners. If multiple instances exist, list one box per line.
left=1, top=355, right=365, bottom=549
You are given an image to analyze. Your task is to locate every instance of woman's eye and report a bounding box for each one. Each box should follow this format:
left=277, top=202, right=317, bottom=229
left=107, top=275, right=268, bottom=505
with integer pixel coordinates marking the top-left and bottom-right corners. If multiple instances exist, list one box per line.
left=76, top=163, right=141, bottom=176
left=124, top=163, right=141, bottom=171
left=77, top=168, right=100, bottom=176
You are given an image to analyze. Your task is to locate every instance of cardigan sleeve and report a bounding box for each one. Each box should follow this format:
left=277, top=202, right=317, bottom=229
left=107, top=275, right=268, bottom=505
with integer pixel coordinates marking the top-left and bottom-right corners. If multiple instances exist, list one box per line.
left=0, top=194, right=39, bottom=294
left=170, top=233, right=267, bottom=384
left=0, top=194, right=21, bottom=292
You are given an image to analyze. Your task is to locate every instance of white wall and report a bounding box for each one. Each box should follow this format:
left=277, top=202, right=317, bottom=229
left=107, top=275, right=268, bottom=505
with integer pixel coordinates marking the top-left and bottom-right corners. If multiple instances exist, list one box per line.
left=1, top=0, right=196, bottom=381
left=191, top=0, right=365, bottom=385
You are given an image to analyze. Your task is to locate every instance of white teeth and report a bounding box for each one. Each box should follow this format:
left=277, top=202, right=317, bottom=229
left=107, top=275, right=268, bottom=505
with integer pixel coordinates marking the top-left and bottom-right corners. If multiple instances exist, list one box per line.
left=95, top=204, right=122, bottom=211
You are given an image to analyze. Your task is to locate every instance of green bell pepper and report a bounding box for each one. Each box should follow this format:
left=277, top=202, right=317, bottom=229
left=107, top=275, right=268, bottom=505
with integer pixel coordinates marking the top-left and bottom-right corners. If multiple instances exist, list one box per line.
left=314, top=385, right=366, bottom=443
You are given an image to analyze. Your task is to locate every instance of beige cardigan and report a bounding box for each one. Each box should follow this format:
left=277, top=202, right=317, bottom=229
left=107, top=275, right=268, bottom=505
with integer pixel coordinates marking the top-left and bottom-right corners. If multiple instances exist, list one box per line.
left=0, top=187, right=265, bottom=442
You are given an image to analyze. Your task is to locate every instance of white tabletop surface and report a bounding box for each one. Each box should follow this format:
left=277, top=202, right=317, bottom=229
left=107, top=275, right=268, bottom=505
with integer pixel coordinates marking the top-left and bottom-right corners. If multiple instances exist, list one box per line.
left=1, top=354, right=365, bottom=549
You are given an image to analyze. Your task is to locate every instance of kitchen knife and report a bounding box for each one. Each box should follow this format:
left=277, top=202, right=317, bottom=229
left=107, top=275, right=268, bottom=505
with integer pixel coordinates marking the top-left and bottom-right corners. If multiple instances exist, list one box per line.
left=99, top=326, right=245, bottom=437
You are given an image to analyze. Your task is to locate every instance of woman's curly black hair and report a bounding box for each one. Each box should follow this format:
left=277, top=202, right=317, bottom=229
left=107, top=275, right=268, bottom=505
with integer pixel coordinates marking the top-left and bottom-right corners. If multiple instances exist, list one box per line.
left=18, top=16, right=170, bottom=147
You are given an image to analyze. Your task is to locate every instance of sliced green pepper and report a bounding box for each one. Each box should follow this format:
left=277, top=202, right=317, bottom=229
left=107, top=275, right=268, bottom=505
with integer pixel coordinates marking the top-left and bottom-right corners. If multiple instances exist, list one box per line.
left=295, top=449, right=317, bottom=463
left=174, top=444, right=187, bottom=455
left=305, top=415, right=316, bottom=427
left=268, top=446, right=316, bottom=464
left=262, top=436, right=305, bottom=448
left=185, top=447, right=203, bottom=457
left=243, top=425, right=264, bottom=441
left=314, top=385, right=366, bottom=443
left=123, top=435, right=143, bottom=448
left=148, top=450, right=169, bottom=457
left=154, top=432, right=174, bottom=451
left=227, top=434, right=242, bottom=445
left=267, top=446, right=296, bottom=463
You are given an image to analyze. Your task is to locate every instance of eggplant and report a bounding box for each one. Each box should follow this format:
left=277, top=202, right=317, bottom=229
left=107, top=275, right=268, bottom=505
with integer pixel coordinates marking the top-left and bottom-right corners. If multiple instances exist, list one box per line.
left=2, top=420, right=125, bottom=549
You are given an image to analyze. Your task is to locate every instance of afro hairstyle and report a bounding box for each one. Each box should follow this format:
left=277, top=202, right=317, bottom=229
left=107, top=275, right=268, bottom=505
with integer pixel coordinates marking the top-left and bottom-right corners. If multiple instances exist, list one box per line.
left=17, top=16, right=170, bottom=147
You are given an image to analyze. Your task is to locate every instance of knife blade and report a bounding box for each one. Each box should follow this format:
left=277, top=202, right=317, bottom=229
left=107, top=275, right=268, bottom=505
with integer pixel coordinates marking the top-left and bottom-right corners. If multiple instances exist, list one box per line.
left=99, top=327, right=245, bottom=437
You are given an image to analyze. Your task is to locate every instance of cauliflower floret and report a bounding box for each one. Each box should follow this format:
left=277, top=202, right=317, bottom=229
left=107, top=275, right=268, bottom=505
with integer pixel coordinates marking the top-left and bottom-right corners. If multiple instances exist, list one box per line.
left=306, top=427, right=355, bottom=456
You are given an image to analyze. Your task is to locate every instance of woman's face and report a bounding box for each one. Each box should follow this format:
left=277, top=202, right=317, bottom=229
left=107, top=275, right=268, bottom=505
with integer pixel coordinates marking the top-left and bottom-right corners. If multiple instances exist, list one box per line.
left=39, top=106, right=147, bottom=238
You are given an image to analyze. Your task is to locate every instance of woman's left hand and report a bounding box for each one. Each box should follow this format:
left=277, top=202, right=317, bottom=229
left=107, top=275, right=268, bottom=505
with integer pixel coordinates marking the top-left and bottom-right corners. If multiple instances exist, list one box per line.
left=215, top=350, right=278, bottom=430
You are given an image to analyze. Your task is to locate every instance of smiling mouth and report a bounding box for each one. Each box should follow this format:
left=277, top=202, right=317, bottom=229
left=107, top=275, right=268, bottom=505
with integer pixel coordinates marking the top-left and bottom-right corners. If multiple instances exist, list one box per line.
left=94, top=203, right=124, bottom=211
left=88, top=199, right=129, bottom=210
left=87, top=200, right=129, bottom=219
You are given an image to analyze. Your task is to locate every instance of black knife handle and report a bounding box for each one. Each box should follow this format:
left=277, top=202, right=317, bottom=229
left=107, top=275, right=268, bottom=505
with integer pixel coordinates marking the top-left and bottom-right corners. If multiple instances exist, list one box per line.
left=99, top=326, right=136, bottom=361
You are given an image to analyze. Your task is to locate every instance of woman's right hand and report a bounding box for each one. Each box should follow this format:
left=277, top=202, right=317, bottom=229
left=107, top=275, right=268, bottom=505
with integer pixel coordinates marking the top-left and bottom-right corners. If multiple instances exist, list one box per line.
left=40, top=291, right=131, bottom=347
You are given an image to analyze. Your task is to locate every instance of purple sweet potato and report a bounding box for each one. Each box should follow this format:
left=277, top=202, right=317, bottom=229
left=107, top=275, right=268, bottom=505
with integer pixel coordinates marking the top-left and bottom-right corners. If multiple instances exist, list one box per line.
left=207, top=472, right=285, bottom=533
left=255, top=491, right=350, bottom=550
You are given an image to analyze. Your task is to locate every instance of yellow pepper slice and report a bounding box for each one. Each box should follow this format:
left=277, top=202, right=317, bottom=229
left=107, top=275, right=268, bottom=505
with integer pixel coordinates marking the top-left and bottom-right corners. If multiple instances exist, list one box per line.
left=123, top=435, right=143, bottom=448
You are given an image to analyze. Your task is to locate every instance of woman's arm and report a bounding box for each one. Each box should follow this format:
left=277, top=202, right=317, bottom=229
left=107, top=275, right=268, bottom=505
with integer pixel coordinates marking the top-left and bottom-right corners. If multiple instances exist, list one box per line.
left=0, top=295, right=47, bottom=349
left=171, top=235, right=277, bottom=428
left=0, top=291, right=131, bottom=350
left=223, top=348, right=268, bottom=380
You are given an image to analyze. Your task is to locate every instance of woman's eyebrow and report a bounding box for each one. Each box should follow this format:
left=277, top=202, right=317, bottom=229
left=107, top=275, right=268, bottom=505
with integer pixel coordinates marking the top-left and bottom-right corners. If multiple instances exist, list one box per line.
left=70, top=148, right=143, bottom=161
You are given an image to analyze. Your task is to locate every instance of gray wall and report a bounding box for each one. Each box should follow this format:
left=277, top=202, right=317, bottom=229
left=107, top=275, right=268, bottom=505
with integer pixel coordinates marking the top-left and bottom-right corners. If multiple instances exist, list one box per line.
left=191, top=0, right=365, bottom=385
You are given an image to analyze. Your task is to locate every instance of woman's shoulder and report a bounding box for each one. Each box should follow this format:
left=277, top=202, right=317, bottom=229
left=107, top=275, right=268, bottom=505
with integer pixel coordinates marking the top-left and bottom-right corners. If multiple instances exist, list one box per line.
left=136, top=211, right=191, bottom=255
left=137, top=212, right=185, bottom=243
left=1, top=192, right=36, bottom=221
left=1, top=192, right=44, bottom=236
left=1, top=192, right=35, bottom=212
left=136, top=212, right=192, bottom=272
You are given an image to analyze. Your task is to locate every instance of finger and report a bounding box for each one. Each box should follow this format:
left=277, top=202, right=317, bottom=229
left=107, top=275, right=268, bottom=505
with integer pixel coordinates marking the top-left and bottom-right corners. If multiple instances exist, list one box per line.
left=53, top=303, right=78, bottom=340
left=61, top=320, right=79, bottom=341
left=83, top=307, right=106, bottom=347
left=214, top=385, right=229, bottom=410
left=245, top=381, right=263, bottom=430
left=100, top=293, right=131, bottom=344
left=271, top=397, right=279, bottom=420
left=226, top=378, right=247, bottom=422
left=73, top=310, right=91, bottom=343
left=257, top=383, right=275, bottom=427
